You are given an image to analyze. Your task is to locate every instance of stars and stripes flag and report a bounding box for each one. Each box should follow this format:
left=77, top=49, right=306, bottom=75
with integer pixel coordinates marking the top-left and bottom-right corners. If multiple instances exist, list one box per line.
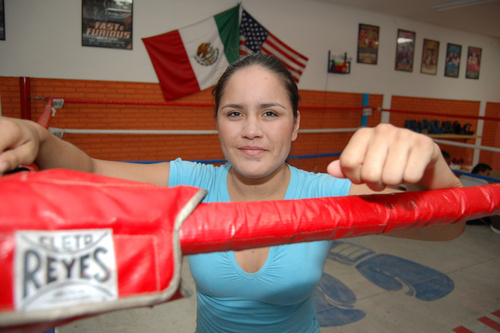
left=239, top=9, right=308, bottom=83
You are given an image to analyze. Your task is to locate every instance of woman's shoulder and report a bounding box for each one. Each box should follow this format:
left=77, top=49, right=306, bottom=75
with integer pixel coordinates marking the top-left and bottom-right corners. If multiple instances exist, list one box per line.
left=169, top=158, right=230, bottom=188
left=287, top=165, right=351, bottom=199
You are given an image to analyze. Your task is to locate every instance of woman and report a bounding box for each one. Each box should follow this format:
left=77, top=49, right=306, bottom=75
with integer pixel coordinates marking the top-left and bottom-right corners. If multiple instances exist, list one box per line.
left=0, top=54, right=464, bottom=332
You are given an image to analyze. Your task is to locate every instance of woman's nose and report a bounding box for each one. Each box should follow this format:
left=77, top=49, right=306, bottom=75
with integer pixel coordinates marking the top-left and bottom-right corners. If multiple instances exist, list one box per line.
left=241, top=117, right=263, bottom=140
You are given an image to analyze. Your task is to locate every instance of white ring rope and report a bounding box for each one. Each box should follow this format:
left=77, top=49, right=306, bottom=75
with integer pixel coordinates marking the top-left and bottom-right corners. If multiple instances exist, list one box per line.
left=49, top=127, right=499, bottom=155
left=299, top=128, right=360, bottom=133
left=49, top=127, right=360, bottom=136
left=51, top=128, right=219, bottom=135
left=432, top=138, right=500, bottom=153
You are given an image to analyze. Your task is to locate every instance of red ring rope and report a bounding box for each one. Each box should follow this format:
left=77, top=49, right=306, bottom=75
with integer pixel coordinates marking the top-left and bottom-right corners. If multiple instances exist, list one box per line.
left=180, top=183, right=500, bottom=254
left=41, top=97, right=369, bottom=112
left=1, top=169, right=497, bottom=254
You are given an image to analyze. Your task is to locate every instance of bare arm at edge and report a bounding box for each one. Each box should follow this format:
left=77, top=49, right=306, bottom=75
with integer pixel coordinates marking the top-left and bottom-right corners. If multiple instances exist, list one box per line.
left=0, top=117, right=171, bottom=186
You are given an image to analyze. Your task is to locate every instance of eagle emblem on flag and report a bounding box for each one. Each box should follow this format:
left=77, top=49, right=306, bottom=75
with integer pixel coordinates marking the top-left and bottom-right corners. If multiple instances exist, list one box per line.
left=195, top=42, right=219, bottom=66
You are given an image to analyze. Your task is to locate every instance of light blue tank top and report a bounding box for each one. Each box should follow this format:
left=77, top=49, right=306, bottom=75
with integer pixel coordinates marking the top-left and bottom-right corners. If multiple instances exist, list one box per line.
left=169, top=159, right=351, bottom=332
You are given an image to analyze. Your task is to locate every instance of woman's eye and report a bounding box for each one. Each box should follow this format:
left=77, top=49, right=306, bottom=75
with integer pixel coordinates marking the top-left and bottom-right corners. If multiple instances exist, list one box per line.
left=227, top=111, right=241, bottom=117
left=264, top=111, right=278, bottom=117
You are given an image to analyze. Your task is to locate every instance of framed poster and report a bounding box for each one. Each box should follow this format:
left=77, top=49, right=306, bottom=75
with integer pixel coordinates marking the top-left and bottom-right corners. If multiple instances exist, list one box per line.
left=421, top=39, right=440, bottom=75
left=465, top=46, right=481, bottom=79
left=395, top=29, right=415, bottom=72
left=0, top=0, right=5, bottom=41
left=82, top=0, right=133, bottom=50
left=357, top=24, right=379, bottom=64
left=444, top=43, right=462, bottom=78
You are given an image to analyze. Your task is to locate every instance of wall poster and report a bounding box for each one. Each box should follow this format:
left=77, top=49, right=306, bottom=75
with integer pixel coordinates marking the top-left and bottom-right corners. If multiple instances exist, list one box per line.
left=444, top=43, right=462, bottom=78
left=82, top=0, right=133, bottom=49
left=465, top=46, right=481, bottom=80
left=420, top=39, right=440, bottom=75
left=395, top=29, right=415, bottom=72
left=357, top=24, right=379, bottom=65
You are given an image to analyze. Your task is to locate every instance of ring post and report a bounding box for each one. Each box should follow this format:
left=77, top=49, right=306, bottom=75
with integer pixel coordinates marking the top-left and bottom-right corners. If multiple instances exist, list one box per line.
left=361, top=93, right=369, bottom=127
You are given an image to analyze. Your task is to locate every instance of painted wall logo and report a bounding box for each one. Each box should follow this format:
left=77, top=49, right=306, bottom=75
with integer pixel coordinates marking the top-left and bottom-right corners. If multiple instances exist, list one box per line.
left=194, top=42, right=219, bottom=66
left=14, top=229, right=117, bottom=312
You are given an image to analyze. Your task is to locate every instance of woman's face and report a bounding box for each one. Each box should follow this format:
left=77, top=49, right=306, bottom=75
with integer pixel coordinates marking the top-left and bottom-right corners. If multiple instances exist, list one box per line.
left=216, top=65, right=300, bottom=180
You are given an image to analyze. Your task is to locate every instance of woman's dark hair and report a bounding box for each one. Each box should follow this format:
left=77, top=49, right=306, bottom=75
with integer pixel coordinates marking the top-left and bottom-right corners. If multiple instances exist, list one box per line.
left=212, top=54, right=300, bottom=118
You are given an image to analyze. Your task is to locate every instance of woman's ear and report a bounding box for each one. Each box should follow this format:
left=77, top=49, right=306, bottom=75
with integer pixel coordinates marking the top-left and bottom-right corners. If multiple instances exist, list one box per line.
left=291, top=111, right=300, bottom=142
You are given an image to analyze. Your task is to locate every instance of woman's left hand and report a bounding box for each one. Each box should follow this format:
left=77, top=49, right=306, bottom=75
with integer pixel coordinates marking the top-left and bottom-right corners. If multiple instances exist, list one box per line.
left=327, top=124, right=462, bottom=192
left=328, top=124, right=466, bottom=240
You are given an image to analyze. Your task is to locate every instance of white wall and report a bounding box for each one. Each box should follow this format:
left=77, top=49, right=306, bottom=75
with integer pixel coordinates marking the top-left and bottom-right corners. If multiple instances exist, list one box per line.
left=1, top=0, right=499, bottom=103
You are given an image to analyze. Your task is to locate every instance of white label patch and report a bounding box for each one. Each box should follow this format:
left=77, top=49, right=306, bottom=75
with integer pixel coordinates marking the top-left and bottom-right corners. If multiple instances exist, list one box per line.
left=15, top=229, right=117, bottom=312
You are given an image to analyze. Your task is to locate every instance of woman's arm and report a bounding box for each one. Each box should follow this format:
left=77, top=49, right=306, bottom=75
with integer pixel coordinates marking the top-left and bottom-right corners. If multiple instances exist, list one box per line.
left=328, top=124, right=465, bottom=240
left=0, top=117, right=170, bottom=186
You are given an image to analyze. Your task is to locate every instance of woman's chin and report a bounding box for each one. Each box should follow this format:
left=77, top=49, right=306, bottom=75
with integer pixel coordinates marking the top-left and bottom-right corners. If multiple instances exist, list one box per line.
left=231, top=162, right=286, bottom=181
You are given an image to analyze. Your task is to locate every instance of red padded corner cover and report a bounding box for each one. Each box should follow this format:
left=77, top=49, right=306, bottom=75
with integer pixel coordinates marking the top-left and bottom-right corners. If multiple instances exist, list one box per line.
left=0, top=169, right=205, bottom=331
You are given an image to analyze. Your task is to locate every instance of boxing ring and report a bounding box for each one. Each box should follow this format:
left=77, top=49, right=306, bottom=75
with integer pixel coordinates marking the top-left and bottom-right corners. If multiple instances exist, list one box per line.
left=2, top=95, right=500, bottom=331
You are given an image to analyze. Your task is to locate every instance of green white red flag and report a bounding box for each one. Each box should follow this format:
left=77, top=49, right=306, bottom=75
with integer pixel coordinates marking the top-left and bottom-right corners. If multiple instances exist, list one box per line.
left=143, top=5, right=240, bottom=101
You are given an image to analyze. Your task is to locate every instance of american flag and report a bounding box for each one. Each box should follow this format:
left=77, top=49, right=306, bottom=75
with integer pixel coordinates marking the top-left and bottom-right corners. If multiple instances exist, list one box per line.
left=239, top=9, right=308, bottom=83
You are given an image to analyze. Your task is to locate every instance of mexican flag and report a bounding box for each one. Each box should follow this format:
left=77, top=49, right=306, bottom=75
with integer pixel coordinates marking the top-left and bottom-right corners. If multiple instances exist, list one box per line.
left=143, top=5, right=240, bottom=101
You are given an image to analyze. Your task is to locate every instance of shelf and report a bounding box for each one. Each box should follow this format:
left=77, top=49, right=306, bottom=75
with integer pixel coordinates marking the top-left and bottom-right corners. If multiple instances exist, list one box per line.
left=328, top=51, right=351, bottom=74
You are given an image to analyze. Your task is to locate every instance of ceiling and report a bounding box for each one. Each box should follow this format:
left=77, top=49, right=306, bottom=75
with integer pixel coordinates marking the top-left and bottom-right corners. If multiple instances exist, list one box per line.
left=322, top=0, right=500, bottom=39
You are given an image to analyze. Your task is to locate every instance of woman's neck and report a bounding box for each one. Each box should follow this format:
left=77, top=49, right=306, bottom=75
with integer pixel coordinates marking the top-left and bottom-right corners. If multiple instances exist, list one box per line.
left=227, top=163, right=290, bottom=202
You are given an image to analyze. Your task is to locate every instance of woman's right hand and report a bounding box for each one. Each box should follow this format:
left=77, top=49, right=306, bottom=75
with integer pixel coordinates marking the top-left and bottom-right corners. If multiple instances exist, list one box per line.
left=0, top=116, right=170, bottom=185
left=0, top=117, right=43, bottom=174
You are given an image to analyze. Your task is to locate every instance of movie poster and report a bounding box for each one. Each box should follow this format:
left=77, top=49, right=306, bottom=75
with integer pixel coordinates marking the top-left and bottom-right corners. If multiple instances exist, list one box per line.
left=395, top=29, right=415, bottom=72
left=357, top=24, right=379, bottom=65
left=82, top=0, right=133, bottom=50
left=444, top=43, right=462, bottom=78
left=465, top=46, right=481, bottom=80
left=420, top=39, right=440, bottom=75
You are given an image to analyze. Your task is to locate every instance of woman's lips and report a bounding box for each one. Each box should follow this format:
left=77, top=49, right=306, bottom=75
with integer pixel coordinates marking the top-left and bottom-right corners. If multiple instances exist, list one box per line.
left=239, top=146, right=267, bottom=156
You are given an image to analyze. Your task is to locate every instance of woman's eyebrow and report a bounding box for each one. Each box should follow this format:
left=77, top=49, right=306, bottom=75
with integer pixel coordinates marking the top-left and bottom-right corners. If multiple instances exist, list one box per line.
left=259, top=102, right=286, bottom=110
left=220, top=102, right=287, bottom=110
left=220, top=103, right=244, bottom=110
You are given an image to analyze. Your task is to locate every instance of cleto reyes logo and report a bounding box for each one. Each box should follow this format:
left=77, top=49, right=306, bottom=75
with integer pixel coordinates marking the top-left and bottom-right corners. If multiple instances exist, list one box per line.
left=15, top=229, right=118, bottom=312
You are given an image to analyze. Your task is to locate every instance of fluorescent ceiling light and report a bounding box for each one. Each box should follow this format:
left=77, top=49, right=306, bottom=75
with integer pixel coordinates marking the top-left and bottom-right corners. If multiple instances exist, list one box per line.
left=432, top=0, right=498, bottom=11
